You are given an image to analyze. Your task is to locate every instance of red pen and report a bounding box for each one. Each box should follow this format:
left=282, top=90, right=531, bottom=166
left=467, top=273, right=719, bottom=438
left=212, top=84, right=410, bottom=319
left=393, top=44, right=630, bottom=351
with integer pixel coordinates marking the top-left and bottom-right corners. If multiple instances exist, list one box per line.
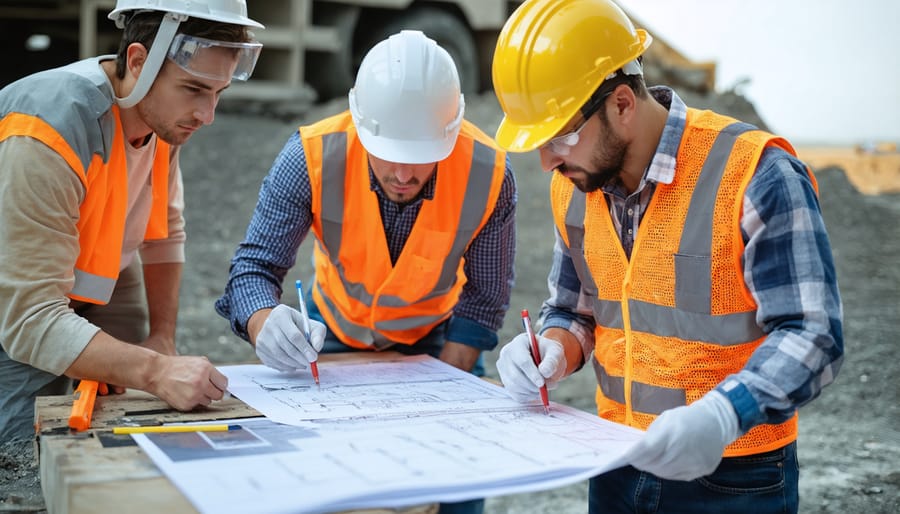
left=521, top=309, right=550, bottom=414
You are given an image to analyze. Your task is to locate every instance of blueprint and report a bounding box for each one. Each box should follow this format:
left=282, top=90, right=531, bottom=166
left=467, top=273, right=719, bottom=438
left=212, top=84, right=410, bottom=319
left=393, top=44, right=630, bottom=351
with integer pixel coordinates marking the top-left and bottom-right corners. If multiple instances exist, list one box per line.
left=221, top=354, right=530, bottom=424
left=133, top=355, right=643, bottom=514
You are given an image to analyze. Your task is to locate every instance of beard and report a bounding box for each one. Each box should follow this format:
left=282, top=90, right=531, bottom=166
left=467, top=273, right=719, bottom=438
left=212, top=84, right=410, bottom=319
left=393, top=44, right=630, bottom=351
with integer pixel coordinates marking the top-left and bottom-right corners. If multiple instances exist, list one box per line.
left=558, top=115, right=628, bottom=193
left=136, top=96, right=201, bottom=147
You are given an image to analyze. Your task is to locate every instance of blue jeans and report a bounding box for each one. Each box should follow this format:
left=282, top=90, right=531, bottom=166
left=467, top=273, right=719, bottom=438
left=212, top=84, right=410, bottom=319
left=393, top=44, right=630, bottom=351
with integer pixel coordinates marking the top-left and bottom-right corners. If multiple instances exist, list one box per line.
left=589, top=442, right=799, bottom=514
left=306, top=293, right=485, bottom=514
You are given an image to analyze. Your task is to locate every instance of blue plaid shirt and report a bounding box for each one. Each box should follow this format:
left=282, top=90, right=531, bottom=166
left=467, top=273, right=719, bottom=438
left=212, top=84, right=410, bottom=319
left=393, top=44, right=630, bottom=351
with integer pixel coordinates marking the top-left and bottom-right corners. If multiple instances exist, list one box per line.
left=216, top=128, right=517, bottom=351
left=540, top=87, right=844, bottom=432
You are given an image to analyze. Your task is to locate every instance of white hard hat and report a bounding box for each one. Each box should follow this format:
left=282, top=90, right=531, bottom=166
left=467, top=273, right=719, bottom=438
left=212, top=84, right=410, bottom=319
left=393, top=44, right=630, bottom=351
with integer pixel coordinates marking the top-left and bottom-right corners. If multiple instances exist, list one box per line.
left=109, top=0, right=263, bottom=29
left=349, top=30, right=465, bottom=164
left=109, top=0, right=263, bottom=108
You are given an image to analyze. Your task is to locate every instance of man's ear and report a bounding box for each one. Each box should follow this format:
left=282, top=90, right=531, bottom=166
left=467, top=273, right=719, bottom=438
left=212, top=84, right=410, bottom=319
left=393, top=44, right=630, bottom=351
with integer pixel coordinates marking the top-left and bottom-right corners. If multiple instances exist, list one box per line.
left=608, top=83, right=637, bottom=128
left=125, top=42, right=149, bottom=80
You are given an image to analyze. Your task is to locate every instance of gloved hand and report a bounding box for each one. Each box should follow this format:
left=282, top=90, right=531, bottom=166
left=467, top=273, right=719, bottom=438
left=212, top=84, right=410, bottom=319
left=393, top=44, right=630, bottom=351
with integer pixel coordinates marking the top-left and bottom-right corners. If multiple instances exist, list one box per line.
left=255, top=304, right=326, bottom=372
left=623, top=390, right=742, bottom=481
left=496, top=332, right=566, bottom=403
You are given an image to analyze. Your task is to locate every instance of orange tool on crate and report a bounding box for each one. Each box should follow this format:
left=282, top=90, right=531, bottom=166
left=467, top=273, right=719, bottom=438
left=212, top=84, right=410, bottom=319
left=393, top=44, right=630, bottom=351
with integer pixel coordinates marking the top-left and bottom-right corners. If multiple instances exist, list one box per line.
left=68, top=380, right=108, bottom=431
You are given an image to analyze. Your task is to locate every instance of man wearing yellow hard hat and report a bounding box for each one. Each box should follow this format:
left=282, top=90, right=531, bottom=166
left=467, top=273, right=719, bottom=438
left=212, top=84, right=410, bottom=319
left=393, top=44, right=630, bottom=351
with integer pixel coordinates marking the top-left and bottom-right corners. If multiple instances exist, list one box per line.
left=491, top=1, right=843, bottom=512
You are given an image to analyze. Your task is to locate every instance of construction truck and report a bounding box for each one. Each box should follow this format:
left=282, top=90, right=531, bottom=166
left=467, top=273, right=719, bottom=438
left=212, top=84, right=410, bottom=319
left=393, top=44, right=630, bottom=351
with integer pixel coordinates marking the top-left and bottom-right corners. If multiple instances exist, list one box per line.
left=0, top=0, right=520, bottom=102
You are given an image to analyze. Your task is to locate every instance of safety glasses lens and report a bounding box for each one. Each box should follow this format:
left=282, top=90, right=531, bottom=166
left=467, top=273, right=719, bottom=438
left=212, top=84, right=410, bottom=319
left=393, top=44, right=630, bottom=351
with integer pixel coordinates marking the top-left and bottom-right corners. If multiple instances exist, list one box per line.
left=167, top=34, right=262, bottom=82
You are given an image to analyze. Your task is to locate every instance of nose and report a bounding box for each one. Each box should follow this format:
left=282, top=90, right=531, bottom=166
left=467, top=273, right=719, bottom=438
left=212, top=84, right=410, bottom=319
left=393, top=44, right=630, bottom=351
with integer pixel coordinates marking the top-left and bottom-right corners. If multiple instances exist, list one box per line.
left=539, top=147, right=564, bottom=173
left=394, top=165, right=415, bottom=183
left=194, top=95, right=217, bottom=126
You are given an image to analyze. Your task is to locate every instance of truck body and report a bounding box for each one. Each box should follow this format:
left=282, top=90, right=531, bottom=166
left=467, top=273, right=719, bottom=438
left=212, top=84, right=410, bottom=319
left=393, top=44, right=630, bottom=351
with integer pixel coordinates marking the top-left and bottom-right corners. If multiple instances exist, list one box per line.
left=0, top=0, right=520, bottom=102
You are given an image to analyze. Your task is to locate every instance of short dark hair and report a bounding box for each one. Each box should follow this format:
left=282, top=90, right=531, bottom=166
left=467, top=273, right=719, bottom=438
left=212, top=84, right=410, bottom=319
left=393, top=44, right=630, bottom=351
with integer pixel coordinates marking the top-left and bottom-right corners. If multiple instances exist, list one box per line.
left=580, top=63, right=649, bottom=118
left=114, top=12, right=253, bottom=79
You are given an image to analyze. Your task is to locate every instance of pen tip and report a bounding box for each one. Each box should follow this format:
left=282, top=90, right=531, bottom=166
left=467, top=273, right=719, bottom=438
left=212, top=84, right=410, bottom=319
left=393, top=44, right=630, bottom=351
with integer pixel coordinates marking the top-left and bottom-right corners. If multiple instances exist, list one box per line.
left=227, top=425, right=242, bottom=431
left=543, top=406, right=550, bottom=415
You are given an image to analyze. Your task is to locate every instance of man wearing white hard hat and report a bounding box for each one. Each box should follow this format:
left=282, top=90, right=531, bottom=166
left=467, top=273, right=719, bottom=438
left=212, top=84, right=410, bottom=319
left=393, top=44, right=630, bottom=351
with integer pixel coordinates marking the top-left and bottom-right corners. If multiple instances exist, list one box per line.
left=217, top=30, right=516, bottom=512
left=0, top=0, right=263, bottom=441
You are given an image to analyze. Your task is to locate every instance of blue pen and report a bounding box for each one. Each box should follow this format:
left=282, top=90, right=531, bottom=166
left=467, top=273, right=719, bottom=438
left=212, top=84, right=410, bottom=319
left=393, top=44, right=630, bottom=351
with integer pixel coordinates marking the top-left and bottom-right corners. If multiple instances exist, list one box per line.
left=295, top=280, right=320, bottom=385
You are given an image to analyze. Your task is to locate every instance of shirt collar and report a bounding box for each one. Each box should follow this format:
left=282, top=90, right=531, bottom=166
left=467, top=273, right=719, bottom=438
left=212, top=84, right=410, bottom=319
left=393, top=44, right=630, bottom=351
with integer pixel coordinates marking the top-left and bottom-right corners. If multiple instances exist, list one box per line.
left=644, top=85, right=687, bottom=186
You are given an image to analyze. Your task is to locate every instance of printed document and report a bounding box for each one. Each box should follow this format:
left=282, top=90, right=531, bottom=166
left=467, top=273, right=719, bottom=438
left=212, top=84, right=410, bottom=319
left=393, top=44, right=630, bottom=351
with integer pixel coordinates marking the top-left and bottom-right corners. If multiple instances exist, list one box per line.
left=133, top=354, right=642, bottom=514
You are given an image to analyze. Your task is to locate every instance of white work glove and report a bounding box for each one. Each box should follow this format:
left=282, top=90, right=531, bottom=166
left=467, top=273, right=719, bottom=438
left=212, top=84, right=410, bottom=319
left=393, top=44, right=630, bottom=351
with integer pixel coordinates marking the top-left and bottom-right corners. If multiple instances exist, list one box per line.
left=496, top=332, right=567, bottom=403
left=255, top=304, right=326, bottom=372
left=623, top=390, right=742, bottom=481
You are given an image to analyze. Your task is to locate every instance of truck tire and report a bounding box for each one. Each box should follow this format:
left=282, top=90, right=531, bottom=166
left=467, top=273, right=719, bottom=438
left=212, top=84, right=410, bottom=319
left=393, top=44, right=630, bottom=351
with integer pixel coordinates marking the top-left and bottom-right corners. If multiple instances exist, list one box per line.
left=354, top=6, right=480, bottom=95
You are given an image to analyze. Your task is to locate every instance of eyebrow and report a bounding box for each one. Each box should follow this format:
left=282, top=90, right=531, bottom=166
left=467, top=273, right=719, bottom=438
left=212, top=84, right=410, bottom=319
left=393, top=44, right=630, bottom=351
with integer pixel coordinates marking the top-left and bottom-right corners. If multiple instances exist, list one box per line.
left=181, top=77, right=230, bottom=94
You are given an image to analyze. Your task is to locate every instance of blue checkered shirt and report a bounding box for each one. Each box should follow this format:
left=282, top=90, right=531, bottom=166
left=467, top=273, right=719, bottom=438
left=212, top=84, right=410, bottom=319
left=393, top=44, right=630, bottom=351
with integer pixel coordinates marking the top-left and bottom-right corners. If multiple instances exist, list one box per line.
left=216, top=128, right=517, bottom=351
left=540, top=87, right=844, bottom=432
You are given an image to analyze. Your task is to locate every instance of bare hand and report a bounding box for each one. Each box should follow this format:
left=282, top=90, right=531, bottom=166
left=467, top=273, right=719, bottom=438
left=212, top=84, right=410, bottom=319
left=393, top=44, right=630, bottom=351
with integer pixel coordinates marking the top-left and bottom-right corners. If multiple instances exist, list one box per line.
left=147, top=355, right=228, bottom=411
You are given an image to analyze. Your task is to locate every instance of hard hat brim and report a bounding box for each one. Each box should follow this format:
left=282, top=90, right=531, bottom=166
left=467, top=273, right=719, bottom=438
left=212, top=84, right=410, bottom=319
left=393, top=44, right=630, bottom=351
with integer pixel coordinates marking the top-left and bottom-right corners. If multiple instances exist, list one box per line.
left=495, top=116, right=559, bottom=154
left=358, top=130, right=457, bottom=165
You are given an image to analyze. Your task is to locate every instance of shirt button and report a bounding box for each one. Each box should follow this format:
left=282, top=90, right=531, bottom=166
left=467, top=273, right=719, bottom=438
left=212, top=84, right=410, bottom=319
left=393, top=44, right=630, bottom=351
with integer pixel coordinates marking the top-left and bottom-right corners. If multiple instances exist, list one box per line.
left=627, top=208, right=634, bottom=216
left=627, top=228, right=633, bottom=235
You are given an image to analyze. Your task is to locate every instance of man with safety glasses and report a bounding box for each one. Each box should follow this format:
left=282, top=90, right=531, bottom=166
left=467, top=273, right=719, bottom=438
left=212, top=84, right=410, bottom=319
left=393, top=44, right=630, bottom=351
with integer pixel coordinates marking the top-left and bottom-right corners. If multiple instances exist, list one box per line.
left=491, top=0, right=843, bottom=512
left=0, top=0, right=263, bottom=441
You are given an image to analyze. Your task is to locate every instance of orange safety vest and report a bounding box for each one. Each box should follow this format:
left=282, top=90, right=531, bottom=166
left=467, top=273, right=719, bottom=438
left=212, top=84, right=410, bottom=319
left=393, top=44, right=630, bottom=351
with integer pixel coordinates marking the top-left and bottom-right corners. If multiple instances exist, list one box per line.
left=300, top=112, right=506, bottom=349
left=0, top=60, right=170, bottom=304
left=550, top=108, right=817, bottom=456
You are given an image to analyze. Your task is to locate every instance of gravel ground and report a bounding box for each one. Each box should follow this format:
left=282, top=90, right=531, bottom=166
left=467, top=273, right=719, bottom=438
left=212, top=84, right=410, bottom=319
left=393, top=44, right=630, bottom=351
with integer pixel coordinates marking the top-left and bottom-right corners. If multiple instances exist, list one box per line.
left=1, top=92, right=898, bottom=513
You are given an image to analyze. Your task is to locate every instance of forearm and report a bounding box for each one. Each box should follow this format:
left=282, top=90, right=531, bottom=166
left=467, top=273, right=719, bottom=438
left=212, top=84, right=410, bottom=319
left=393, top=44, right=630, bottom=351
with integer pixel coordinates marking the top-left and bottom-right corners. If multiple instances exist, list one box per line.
left=64, top=330, right=162, bottom=390
left=439, top=341, right=481, bottom=372
left=728, top=148, right=845, bottom=430
left=538, top=230, right=598, bottom=370
left=246, top=307, right=274, bottom=347
left=215, top=132, right=314, bottom=340
left=540, top=327, right=586, bottom=376
left=143, top=261, right=182, bottom=354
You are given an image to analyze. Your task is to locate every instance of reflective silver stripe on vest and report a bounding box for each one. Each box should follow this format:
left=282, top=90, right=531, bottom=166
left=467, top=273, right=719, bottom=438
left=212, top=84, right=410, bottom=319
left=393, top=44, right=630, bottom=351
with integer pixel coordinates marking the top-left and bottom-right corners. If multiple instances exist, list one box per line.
left=314, top=279, right=392, bottom=349
left=564, top=122, right=764, bottom=345
left=70, top=269, right=116, bottom=304
left=317, top=132, right=498, bottom=340
left=564, top=190, right=605, bottom=323
left=628, top=298, right=762, bottom=345
left=592, top=358, right=687, bottom=414
left=676, top=122, right=756, bottom=313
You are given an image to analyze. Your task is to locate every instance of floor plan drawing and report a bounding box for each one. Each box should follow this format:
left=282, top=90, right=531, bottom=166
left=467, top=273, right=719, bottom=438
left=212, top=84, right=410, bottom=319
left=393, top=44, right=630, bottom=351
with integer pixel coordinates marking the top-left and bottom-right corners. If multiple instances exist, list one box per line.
left=132, top=355, right=644, bottom=514
left=221, top=354, right=530, bottom=424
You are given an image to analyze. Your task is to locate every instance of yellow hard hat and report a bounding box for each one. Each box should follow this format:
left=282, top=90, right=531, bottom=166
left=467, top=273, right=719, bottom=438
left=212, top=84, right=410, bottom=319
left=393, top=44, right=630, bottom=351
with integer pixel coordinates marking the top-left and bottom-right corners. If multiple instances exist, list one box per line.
left=492, top=0, right=652, bottom=152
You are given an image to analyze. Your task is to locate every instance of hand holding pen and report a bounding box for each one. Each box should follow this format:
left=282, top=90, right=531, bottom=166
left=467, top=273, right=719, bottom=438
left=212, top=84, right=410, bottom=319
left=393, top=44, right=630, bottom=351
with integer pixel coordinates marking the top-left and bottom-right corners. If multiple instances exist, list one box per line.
left=253, top=287, right=326, bottom=377
left=495, top=309, right=568, bottom=413
left=295, top=280, right=320, bottom=385
left=521, top=309, right=550, bottom=414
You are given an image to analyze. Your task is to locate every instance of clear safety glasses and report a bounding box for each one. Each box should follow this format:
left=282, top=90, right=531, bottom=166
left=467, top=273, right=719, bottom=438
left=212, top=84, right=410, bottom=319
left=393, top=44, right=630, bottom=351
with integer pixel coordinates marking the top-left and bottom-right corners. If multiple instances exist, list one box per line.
left=542, top=91, right=611, bottom=156
left=167, top=33, right=262, bottom=82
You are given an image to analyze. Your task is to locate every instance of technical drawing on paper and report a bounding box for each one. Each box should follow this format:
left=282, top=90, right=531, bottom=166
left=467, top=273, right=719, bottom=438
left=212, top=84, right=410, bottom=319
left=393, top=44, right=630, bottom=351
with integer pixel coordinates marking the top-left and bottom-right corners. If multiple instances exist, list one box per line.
left=134, top=403, right=642, bottom=514
left=220, top=354, right=530, bottom=424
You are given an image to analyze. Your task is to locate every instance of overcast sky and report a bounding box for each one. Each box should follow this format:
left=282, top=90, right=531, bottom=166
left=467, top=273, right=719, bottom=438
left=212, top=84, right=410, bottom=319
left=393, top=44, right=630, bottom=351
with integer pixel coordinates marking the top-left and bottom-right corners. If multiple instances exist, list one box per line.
left=622, top=0, right=899, bottom=145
